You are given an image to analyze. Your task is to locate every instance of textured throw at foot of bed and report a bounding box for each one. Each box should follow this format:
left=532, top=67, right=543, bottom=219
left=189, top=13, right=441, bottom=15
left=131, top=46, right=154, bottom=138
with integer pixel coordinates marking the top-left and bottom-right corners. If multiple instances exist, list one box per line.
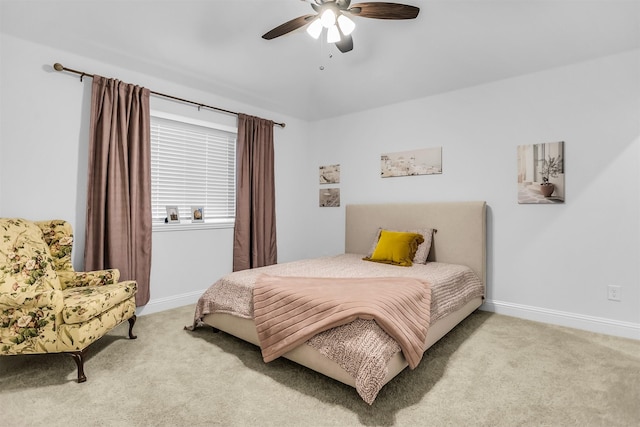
left=253, top=274, right=432, bottom=369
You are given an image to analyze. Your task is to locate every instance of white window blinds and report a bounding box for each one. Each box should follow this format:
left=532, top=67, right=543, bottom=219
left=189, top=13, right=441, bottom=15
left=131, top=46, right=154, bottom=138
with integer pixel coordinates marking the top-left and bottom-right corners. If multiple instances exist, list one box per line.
left=150, top=113, right=236, bottom=224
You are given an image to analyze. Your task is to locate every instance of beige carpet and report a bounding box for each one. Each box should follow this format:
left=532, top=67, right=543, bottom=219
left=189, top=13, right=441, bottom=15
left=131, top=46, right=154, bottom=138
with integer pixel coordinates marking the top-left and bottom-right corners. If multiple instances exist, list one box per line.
left=1, top=304, right=639, bottom=426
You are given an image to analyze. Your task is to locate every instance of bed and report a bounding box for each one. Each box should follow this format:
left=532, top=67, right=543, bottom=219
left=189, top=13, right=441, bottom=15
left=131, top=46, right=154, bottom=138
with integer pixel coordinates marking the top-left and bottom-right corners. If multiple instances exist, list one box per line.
left=191, top=201, right=486, bottom=404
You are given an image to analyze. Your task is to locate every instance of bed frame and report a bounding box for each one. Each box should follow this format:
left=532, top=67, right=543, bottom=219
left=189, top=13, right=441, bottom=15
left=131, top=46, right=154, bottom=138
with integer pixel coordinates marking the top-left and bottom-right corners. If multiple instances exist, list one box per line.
left=203, top=201, right=487, bottom=388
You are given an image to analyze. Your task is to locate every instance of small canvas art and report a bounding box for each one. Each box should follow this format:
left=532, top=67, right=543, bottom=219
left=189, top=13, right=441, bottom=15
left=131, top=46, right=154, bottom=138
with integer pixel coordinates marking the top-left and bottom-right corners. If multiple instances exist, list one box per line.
left=319, top=188, right=340, bottom=207
left=517, top=141, right=565, bottom=204
left=381, top=147, right=442, bottom=178
left=319, top=164, right=340, bottom=184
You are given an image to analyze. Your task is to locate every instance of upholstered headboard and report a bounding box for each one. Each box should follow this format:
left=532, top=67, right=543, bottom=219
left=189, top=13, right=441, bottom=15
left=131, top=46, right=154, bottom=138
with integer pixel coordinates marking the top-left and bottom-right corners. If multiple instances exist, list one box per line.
left=345, top=201, right=487, bottom=285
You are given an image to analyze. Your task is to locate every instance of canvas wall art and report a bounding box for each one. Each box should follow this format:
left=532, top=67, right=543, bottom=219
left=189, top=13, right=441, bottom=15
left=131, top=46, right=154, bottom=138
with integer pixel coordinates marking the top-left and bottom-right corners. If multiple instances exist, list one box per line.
left=319, top=188, right=340, bottom=207
left=517, top=141, right=565, bottom=204
left=319, top=164, right=340, bottom=184
left=381, top=147, right=442, bottom=178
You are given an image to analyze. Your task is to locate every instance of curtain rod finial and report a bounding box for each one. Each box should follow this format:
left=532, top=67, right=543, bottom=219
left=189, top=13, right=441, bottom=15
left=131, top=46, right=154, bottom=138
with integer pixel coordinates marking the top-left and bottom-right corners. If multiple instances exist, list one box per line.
left=53, top=63, right=64, bottom=71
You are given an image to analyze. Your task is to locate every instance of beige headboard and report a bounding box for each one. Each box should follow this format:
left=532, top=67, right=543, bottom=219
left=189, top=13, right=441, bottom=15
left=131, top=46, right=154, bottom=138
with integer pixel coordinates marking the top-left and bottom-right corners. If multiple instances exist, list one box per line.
left=345, top=201, right=487, bottom=285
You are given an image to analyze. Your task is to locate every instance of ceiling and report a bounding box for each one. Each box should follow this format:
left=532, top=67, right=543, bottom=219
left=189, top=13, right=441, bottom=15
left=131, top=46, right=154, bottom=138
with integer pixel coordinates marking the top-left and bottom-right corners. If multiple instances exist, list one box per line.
left=2, top=0, right=639, bottom=121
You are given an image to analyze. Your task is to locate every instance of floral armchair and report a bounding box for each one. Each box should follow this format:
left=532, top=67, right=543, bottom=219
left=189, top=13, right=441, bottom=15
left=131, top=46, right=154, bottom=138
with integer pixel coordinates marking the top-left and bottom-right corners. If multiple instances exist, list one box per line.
left=0, top=218, right=137, bottom=382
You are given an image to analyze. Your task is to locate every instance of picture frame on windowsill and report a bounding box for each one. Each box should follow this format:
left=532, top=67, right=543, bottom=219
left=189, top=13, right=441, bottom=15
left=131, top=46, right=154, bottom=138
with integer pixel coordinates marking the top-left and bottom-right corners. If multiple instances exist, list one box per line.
left=165, top=206, right=180, bottom=223
left=191, top=206, right=204, bottom=223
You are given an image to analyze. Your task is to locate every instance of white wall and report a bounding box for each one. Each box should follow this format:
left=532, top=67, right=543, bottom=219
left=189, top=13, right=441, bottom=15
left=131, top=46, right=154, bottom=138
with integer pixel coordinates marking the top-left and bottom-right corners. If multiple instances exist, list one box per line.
left=0, top=34, right=311, bottom=315
left=304, top=50, right=640, bottom=339
left=1, top=33, right=638, bottom=339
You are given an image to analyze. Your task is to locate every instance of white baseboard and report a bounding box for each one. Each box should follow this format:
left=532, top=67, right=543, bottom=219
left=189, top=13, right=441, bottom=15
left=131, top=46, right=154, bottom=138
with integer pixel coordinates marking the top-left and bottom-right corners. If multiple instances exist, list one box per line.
left=135, top=293, right=640, bottom=340
left=135, top=289, right=206, bottom=316
left=481, top=299, right=640, bottom=340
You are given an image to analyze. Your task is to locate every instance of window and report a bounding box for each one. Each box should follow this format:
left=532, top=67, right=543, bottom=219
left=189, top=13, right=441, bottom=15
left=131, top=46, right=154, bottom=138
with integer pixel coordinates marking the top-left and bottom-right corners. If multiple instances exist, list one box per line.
left=150, top=112, right=237, bottom=227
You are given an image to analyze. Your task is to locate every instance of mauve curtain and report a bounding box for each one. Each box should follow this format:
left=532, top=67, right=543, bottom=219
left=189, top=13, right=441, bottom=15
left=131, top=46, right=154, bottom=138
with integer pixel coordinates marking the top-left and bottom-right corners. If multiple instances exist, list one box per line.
left=84, top=75, right=152, bottom=306
left=233, top=114, right=277, bottom=271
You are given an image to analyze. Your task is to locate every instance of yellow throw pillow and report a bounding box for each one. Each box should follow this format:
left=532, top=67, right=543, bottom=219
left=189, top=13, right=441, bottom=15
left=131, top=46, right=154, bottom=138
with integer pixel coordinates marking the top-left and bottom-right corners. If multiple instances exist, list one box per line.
left=364, top=230, right=425, bottom=267
left=366, top=227, right=434, bottom=264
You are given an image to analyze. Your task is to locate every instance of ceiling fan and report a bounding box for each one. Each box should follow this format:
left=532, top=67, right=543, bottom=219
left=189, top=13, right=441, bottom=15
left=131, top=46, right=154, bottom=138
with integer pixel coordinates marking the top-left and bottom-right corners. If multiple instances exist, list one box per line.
left=262, top=0, right=420, bottom=53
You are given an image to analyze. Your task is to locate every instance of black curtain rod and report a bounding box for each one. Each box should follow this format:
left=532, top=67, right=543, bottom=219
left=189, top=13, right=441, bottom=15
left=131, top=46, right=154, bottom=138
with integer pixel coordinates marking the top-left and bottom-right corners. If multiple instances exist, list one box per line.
left=53, top=63, right=286, bottom=128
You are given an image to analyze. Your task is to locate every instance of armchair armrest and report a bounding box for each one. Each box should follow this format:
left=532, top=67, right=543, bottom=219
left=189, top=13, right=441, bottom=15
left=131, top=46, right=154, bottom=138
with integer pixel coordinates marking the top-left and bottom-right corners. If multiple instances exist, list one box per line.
left=0, top=289, right=64, bottom=311
left=57, top=269, right=121, bottom=289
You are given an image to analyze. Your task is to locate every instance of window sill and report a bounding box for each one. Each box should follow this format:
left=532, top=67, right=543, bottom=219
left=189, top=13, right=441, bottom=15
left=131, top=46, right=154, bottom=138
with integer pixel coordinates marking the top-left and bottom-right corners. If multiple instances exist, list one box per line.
left=152, top=220, right=234, bottom=233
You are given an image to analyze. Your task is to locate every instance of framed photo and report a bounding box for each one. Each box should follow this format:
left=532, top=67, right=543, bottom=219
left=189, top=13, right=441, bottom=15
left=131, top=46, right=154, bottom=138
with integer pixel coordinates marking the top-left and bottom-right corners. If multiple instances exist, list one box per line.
left=165, top=206, right=180, bottom=223
left=191, top=206, right=204, bottom=223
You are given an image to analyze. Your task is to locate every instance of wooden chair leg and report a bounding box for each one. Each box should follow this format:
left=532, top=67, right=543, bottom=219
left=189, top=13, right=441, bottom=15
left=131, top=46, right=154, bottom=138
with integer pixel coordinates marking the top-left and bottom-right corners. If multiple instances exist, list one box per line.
left=67, top=316, right=137, bottom=383
left=69, top=350, right=87, bottom=383
left=128, top=315, right=137, bottom=339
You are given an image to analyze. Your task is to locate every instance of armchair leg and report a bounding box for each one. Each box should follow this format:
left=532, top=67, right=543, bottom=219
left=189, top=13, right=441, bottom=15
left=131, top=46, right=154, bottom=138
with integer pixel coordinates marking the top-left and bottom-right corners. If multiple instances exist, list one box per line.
left=69, top=350, right=87, bottom=383
left=67, top=315, right=136, bottom=384
left=128, top=315, right=137, bottom=339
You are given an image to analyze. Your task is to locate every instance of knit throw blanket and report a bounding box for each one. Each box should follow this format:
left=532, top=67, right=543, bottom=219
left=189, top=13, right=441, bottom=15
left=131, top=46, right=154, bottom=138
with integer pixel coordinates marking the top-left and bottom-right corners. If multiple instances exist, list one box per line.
left=253, top=274, right=432, bottom=370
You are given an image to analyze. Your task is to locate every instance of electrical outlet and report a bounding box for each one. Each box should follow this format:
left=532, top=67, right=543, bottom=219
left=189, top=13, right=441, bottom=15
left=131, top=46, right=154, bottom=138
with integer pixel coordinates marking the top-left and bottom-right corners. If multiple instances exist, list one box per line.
left=607, top=285, right=621, bottom=301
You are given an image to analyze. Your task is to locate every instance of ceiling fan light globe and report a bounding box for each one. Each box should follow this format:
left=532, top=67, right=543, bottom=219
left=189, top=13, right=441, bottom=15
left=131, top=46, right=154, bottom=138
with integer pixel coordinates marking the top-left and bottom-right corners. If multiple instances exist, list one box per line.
left=337, top=14, right=355, bottom=36
left=320, top=9, right=336, bottom=28
left=306, top=19, right=323, bottom=39
left=327, top=25, right=340, bottom=43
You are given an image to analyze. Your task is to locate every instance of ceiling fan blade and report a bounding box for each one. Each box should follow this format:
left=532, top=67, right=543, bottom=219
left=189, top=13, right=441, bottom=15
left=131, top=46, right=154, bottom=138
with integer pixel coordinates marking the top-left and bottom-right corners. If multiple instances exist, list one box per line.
left=349, top=2, right=419, bottom=19
left=262, top=14, right=316, bottom=40
left=335, top=33, right=354, bottom=53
